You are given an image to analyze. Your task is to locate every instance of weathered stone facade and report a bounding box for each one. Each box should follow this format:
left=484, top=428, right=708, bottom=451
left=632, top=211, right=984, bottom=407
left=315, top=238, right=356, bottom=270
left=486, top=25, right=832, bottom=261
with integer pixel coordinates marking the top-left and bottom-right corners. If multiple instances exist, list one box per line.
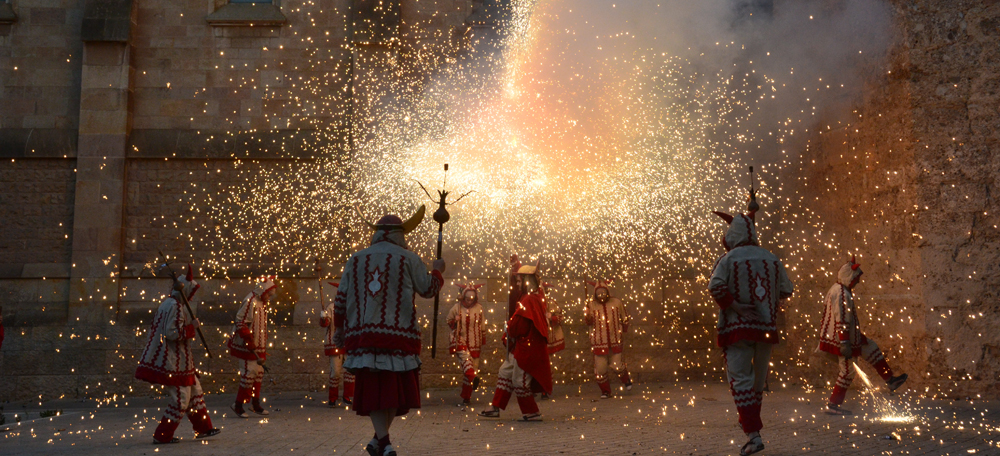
left=783, top=0, right=1000, bottom=399
left=1, top=0, right=999, bottom=401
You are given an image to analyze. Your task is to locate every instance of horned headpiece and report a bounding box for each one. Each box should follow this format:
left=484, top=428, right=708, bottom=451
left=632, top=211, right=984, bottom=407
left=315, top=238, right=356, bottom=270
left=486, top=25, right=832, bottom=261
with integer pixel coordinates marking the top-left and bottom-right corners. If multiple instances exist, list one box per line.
left=174, top=263, right=200, bottom=301
left=837, top=255, right=863, bottom=287
left=355, top=205, right=426, bottom=234
left=586, top=279, right=613, bottom=293
left=515, top=259, right=541, bottom=277
left=457, top=283, right=484, bottom=305
left=254, top=275, right=278, bottom=297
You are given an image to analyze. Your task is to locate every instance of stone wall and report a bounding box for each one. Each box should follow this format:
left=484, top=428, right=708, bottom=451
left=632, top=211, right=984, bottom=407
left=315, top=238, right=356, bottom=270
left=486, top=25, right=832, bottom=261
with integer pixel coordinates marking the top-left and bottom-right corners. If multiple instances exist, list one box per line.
left=0, top=0, right=83, bottom=153
left=2, top=0, right=1000, bottom=402
left=787, top=0, right=1000, bottom=398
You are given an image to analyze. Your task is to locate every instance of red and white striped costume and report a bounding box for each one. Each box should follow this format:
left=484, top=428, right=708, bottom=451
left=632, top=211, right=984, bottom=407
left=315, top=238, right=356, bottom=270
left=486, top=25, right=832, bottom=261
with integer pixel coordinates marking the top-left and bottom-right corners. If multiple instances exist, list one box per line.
left=227, top=277, right=275, bottom=406
left=333, top=228, right=443, bottom=416
left=320, top=283, right=354, bottom=405
left=585, top=281, right=632, bottom=396
left=818, top=258, right=897, bottom=405
left=709, top=211, right=793, bottom=436
left=135, top=267, right=216, bottom=443
left=585, top=295, right=629, bottom=355
left=447, top=284, right=486, bottom=402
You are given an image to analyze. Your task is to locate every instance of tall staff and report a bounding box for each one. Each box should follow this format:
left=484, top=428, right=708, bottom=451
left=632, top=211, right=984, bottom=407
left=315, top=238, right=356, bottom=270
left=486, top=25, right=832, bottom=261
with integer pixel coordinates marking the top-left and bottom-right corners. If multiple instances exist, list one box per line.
left=314, top=258, right=326, bottom=314
left=419, top=164, right=472, bottom=358
left=155, top=250, right=213, bottom=358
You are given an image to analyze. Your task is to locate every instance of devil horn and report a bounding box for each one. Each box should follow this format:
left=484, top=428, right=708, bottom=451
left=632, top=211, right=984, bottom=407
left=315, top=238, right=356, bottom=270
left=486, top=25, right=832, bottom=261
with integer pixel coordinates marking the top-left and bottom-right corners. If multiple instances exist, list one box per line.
left=186, top=263, right=194, bottom=281
left=353, top=204, right=377, bottom=230
left=401, top=205, right=426, bottom=234
left=713, top=211, right=734, bottom=224
left=328, top=282, right=339, bottom=288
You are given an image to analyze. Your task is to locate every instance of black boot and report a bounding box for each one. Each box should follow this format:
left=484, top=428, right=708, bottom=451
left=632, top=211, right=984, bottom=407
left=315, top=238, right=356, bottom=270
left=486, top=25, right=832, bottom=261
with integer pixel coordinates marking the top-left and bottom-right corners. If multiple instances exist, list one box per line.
left=251, top=398, right=270, bottom=416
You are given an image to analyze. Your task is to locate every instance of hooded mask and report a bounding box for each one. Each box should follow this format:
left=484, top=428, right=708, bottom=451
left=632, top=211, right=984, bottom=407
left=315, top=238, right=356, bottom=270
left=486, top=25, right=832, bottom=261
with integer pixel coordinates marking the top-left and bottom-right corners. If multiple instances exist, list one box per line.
left=458, top=283, right=483, bottom=308
left=838, top=255, right=863, bottom=289
left=254, top=276, right=277, bottom=299
left=172, top=263, right=200, bottom=302
left=586, top=279, right=613, bottom=304
left=712, top=211, right=758, bottom=251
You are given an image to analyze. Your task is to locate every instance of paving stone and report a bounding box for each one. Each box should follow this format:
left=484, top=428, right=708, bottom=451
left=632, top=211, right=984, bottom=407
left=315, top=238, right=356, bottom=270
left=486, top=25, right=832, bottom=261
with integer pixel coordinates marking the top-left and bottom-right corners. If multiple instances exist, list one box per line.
left=1, top=381, right=997, bottom=455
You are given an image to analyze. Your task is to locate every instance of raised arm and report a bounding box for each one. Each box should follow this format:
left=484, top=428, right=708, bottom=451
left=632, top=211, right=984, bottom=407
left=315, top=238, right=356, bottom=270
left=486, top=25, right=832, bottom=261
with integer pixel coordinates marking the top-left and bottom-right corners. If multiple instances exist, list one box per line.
left=409, top=255, right=444, bottom=299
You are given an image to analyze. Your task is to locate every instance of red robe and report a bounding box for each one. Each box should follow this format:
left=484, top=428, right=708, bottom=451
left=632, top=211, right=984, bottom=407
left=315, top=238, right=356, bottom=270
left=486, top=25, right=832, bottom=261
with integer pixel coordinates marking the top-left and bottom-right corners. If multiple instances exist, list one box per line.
left=508, top=290, right=553, bottom=395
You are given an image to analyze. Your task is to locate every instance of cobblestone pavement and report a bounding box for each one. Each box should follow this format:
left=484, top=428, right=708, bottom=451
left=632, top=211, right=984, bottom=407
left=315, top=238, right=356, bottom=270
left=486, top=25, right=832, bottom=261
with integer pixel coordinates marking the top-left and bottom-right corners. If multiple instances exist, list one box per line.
left=2, top=381, right=998, bottom=455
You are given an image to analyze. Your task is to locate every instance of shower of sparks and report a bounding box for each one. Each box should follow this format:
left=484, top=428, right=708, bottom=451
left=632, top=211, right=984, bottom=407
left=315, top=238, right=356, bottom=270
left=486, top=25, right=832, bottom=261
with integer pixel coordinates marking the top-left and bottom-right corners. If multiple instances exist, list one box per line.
left=853, top=361, right=916, bottom=424
left=96, top=0, right=950, bottom=400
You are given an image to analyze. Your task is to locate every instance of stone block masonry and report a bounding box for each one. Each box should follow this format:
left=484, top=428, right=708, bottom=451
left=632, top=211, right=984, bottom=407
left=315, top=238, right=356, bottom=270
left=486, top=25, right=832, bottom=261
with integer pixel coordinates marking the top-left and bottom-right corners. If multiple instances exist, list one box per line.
left=2, top=0, right=1000, bottom=403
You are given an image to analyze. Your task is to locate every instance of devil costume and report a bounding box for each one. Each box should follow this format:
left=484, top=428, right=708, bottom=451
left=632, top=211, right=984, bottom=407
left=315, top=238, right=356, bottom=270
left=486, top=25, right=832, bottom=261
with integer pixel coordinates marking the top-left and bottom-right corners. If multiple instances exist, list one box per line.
left=135, top=265, right=219, bottom=444
left=447, top=284, right=486, bottom=404
left=227, top=276, right=276, bottom=417
left=818, top=257, right=907, bottom=414
left=480, top=259, right=552, bottom=421
left=584, top=280, right=632, bottom=397
left=320, top=281, right=355, bottom=406
left=709, top=209, right=793, bottom=456
left=334, top=206, right=444, bottom=456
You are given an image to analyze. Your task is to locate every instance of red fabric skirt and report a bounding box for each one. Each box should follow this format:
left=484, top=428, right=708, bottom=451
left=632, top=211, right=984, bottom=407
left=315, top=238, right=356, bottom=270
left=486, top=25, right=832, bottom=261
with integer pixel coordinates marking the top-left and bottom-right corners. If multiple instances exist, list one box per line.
left=351, top=368, right=421, bottom=417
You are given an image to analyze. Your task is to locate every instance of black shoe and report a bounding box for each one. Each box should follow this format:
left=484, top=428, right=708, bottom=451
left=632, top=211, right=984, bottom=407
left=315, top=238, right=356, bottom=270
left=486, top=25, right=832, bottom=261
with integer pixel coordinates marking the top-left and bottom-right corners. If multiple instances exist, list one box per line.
left=251, top=399, right=270, bottom=416
left=153, top=437, right=180, bottom=444
left=600, top=391, right=611, bottom=399
left=472, top=376, right=481, bottom=391
left=887, top=374, right=908, bottom=392
left=343, top=398, right=353, bottom=405
left=519, top=413, right=542, bottom=421
left=230, top=403, right=249, bottom=418
left=824, top=403, right=853, bottom=416
left=365, top=437, right=379, bottom=456
left=478, top=408, right=501, bottom=418
left=196, top=428, right=221, bottom=439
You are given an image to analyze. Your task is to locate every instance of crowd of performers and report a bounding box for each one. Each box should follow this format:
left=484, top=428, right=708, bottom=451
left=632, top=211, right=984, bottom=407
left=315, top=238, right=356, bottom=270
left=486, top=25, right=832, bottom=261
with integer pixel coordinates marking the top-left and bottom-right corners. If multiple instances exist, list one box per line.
left=132, top=198, right=908, bottom=456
